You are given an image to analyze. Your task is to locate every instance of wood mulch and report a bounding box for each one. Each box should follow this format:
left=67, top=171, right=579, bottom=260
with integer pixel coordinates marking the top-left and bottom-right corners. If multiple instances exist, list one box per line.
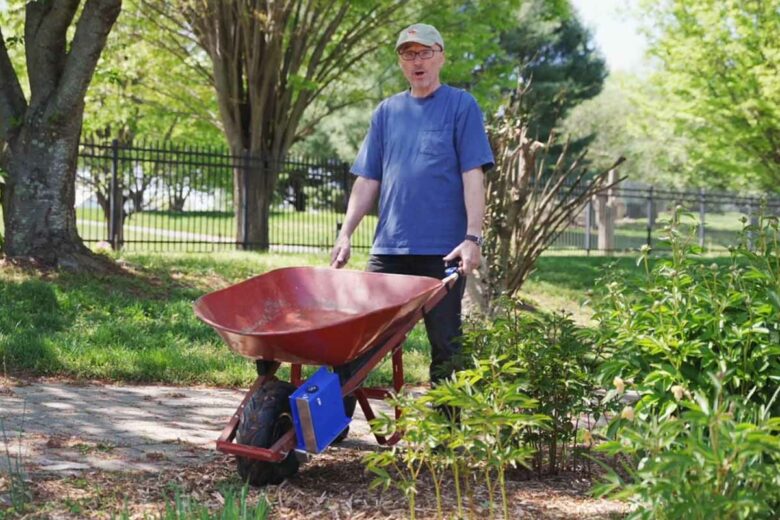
left=2, top=446, right=627, bottom=519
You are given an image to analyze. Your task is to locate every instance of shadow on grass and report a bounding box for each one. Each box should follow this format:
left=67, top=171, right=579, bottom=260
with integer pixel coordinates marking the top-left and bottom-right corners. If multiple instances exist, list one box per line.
left=0, top=280, right=66, bottom=374
left=0, top=260, right=256, bottom=384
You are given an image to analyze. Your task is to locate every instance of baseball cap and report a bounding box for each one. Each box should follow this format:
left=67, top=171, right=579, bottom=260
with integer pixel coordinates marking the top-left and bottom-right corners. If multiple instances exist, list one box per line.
left=395, top=23, right=444, bottom=51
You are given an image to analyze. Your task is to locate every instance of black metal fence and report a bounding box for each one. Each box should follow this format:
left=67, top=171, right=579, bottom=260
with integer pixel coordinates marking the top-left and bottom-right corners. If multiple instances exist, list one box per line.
left=552, top=182, right=780, bottom=253
left=75, top=140, right=780, bottom=254
left=77, top=140, right=373, bottom=252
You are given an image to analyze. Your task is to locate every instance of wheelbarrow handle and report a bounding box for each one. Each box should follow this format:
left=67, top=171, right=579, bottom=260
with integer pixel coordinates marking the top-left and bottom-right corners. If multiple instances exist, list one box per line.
left=442, top=265, right=460, bottom=287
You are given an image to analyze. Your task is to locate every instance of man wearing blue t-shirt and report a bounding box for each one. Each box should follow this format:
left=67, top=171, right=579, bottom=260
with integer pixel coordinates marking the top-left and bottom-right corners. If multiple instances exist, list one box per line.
left=330, top=23, right=494, bottom=389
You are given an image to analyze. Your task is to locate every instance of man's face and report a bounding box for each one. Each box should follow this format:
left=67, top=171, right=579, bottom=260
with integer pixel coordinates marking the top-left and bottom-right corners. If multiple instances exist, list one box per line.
left=398, top=43, right=445, bottom=92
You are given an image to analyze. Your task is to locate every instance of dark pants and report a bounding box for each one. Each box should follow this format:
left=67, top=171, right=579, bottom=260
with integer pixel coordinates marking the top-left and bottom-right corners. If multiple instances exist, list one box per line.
left=335, top=255, right=467, bottom=410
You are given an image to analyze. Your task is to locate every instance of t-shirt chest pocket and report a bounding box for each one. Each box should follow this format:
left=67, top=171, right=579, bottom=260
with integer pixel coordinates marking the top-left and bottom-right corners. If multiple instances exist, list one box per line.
left=419, top=127, right=454, bottom=156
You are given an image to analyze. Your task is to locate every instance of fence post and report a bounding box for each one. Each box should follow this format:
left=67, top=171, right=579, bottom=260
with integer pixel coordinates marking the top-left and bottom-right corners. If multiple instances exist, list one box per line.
left=584, top=199, right=592, bottom=255
left=241, top=150, right=250, bottom=250
left=338, top=161, right=349, bottom=244
left=596, top=169, right=617, bottom=251
left=748, top=198, right=759, bottom=250
left=109, top=139, right=120, bottom=250
left=646, top=187, right=654, bottom=248
left=699, top=187, right=706, bottom=249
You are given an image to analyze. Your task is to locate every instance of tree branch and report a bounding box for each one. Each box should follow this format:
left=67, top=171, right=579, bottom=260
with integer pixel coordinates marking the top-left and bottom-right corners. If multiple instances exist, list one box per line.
left=48, top=0, right=122, bottom=121
left=0, top=26, right=27, bottom=143
left=25, top=0, right=80, bottom=108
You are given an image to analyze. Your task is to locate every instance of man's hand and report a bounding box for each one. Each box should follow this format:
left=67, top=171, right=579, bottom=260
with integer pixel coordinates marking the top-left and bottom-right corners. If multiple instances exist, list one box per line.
left=330, top=235, right=351, bottom=268
left=443, top=240, right=481, bottom=274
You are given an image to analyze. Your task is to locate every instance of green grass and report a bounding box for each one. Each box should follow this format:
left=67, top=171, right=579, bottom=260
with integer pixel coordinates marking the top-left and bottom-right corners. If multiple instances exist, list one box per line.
left=0, top=248, right=734, bottom=386
left=0, top=249, right=435, bottom=387
left=74, top=207, right=378, bottom=251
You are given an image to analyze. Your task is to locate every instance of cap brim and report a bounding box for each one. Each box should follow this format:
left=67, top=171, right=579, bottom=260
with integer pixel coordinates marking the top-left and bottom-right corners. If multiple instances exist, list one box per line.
left=395, top=37, right=439, bottom=50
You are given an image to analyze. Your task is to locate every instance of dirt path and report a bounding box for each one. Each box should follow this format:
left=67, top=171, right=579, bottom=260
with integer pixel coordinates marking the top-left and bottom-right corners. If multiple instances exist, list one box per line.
left=0, top=378, right=627, bottom=518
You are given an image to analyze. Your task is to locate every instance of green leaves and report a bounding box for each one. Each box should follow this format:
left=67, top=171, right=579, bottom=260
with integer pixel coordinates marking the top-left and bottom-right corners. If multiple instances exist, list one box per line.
left=461, top=304, right=611, bottom=474
left=639, top=0, right=780, bottom=190
left=593, top=211, right=780, bottom=516
left=594, top=212, right=780, bottom=416
left=596, top=388, right=780, bottom=519
left=362, top=347, right=547, bottom=519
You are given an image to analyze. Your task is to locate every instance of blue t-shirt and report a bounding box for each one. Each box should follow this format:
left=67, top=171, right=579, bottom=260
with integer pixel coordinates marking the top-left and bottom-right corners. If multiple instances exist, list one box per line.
left=352, top=84, right=494, bottom=255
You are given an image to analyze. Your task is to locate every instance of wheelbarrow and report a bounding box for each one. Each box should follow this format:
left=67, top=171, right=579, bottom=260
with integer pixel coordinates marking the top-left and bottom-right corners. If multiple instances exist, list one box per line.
left=193, top=266, right=459, bottom=485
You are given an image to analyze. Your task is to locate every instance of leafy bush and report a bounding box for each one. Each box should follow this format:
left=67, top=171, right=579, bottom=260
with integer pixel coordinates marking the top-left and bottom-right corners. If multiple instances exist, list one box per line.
left=595, top=377, right=780, bottom=519
left=594, top=211, right=780, bottom=419
left=365, top=356, right=546, bottom=520
left=463, top=302, right=609, bottom=473
left=592, top=211, right=780, bottom=517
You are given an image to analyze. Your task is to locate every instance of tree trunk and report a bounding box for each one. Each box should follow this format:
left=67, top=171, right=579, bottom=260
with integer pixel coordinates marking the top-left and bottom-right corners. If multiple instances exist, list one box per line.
left=0, top=0, right=122, bottom=270
left=3, top=124, right=108, bottom=270
left=233, top=152, right=276, bottom=250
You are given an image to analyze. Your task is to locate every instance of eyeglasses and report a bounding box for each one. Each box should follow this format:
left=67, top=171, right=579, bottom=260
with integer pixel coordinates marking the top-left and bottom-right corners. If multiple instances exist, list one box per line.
left=398, top=48, right=442, bottom=61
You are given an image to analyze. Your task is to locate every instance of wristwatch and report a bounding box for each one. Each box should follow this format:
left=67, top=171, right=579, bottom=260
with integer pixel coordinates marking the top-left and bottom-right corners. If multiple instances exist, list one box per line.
left=464, top=234, right=483, bottom=247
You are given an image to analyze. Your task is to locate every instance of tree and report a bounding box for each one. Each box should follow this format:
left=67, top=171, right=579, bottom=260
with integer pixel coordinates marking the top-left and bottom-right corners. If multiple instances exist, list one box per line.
left=136, top=0, right=408, bottom=249
left=0, top=0, right=122, bottom=269
left=471, top=84, right=624, bottom=315
left=500, top=0, right=607, bottom=140
left=640, top=0, right=780, bottom=191
left=562, top=73, right=689, bottom=187
left=139, top=0, right=525, bottom=249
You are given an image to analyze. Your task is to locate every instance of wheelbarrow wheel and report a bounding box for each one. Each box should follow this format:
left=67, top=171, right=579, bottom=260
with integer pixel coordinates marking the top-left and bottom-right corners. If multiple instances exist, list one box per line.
left=236, top=381, right=299, bottom=486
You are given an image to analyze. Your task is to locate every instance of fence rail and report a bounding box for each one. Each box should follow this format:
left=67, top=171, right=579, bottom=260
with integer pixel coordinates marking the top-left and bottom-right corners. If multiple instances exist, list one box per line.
left=75, top=140, right=780, bottom=254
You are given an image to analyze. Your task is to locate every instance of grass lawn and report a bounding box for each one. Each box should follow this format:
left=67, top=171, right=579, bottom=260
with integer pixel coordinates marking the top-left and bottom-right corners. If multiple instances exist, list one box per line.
left=0, top=250, right=617, bottom=387
left=0, top=250, right=435, bottom=387
left=74, top=207, right=378, bottom=251
left=0, top=248, right=735, bottom=387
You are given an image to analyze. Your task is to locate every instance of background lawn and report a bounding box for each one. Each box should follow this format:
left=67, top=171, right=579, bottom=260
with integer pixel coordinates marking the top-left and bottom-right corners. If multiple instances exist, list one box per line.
left=0, top=250, right=648, bottom=388
left=73, top=207, right=379, bottom=251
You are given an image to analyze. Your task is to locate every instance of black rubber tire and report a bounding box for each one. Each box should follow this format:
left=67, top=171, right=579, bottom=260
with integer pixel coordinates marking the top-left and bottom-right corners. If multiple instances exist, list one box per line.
left=236, top=381, right=300, bottom=486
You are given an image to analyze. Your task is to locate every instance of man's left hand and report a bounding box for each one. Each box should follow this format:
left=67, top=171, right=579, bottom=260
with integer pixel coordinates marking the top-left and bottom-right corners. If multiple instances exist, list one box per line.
left=443, top=240, right=481, bottom=274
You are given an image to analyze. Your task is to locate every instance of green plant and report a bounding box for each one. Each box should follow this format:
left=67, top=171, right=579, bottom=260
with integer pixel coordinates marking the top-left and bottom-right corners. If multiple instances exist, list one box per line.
left=595, top=376, right=780, bottom=519
left=112, top=484, right=270, bottom=519
left=1, top=412, right=31, bottom=515
left=463, top=303, right=609, bottom=474
left=365, top=357, right=546, bottom=520
left=594, top=211, right=780, bottom=420
left=591, top=211, right=780, bottom=516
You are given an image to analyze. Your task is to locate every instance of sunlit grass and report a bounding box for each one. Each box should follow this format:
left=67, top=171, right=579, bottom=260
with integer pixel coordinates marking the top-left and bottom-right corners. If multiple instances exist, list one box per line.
left=0, top=249, right=729, bottom=386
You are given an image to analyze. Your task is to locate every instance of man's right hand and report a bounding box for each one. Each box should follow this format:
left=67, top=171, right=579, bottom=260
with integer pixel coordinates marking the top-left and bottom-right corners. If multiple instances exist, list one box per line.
left=330, top=235, right=351, bottom=268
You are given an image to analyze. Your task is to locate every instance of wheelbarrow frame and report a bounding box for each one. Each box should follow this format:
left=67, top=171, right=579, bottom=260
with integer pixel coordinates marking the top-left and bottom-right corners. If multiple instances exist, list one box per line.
left=214, top=272, right=458, bottom=462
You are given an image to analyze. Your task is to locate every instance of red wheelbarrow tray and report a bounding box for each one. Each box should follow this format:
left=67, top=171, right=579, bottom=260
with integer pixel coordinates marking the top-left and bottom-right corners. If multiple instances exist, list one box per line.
left=193, top=266, right=455, bottom=463
left=193, top=266, right=447, bottom=366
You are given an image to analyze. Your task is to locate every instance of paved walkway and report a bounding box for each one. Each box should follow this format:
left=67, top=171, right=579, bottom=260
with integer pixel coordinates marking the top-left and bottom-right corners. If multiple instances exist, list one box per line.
left=0, top=380, right=382, bottom=476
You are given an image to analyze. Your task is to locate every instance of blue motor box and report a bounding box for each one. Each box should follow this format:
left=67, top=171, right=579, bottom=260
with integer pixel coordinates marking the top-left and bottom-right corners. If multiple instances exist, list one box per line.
left=289, top=367, right=351, bottom=453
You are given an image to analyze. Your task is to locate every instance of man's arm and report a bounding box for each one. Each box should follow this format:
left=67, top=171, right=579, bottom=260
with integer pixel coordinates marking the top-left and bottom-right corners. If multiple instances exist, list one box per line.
left=443, top=167, right=485, bottom=273
left=330, top=176, right=381, bottom=268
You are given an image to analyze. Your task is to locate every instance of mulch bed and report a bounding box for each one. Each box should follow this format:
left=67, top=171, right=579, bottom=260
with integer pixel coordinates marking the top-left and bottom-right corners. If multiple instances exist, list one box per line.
left=2, top=446, right=627, bottom=519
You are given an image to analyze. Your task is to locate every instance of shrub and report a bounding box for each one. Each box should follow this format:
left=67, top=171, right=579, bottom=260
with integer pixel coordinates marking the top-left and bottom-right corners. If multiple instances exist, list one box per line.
left=594, top=211, right=780, bottom=419
left=592, top=211, right=780, bottom=516
left=365, top=357, right=546, bottom=520
left=463, top=302, right=610, bottom=474
left=595, top=377, right=780, bottom=519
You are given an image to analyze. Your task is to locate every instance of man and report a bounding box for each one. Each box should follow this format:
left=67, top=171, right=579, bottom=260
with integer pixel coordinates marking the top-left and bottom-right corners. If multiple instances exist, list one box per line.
left=330, top=22, right=493, bottom=394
